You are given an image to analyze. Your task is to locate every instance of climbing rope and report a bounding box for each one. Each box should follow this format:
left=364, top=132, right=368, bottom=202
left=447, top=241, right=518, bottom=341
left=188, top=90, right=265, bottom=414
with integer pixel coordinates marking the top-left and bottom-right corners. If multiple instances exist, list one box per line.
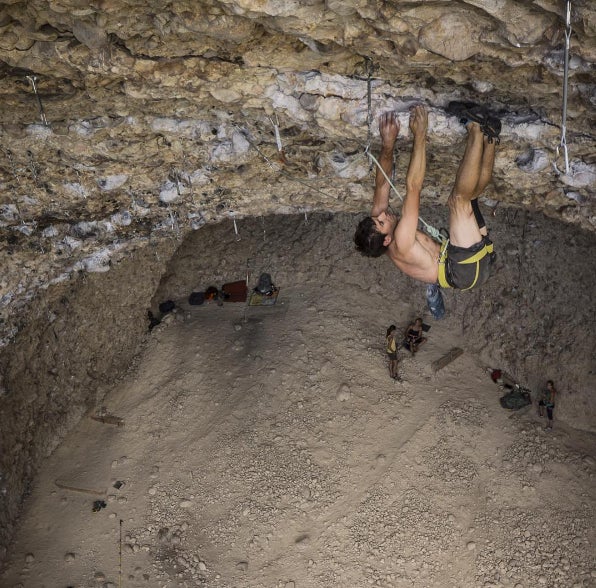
left=238, top=108, right=444, bottom=243
left=25, top=75, right=49, bottom=127
left=365, top=57, right=374, bottom=156
left=365, top=148, right=443, bottom=243
left=558, top=0, right=572, bottom=175
left=362, top=56, right=442, bottom=242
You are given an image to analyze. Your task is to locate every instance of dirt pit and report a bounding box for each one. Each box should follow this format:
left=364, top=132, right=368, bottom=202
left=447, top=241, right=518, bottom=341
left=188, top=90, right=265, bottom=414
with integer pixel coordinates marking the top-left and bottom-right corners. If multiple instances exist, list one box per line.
left=1, top=211, right=595, bottom=587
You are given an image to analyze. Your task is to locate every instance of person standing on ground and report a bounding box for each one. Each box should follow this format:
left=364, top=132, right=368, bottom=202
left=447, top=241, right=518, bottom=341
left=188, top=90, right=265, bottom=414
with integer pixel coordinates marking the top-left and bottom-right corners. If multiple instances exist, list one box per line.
left=538, top=380, right=557, bottom=429
left=385, top=325, right=400, bottom=381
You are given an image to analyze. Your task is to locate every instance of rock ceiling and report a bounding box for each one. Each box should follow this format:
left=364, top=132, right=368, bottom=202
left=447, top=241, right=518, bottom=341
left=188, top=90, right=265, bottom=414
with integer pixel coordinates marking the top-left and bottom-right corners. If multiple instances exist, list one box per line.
left=0, top=0, right=595, bottom=344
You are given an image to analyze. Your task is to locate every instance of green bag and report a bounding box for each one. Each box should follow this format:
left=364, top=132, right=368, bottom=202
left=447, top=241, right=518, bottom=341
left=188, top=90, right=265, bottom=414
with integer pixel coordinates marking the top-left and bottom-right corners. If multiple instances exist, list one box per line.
left=499, top=385, right=532, bottom=410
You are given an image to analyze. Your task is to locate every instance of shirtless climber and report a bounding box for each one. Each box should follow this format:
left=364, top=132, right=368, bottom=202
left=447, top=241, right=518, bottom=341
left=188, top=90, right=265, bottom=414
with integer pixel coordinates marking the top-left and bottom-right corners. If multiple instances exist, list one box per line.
left=354, top=104, right=500, bottom=311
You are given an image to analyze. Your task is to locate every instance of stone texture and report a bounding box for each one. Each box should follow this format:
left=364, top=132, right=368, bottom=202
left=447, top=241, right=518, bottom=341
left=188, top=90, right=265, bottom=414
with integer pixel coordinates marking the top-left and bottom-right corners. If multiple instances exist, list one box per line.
left=0, top=0, right=595, bottom=568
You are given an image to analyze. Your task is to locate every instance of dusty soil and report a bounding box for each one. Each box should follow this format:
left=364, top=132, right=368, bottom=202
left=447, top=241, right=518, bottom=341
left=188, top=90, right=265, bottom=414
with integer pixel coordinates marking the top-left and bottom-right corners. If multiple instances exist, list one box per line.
left=2, top=295, right=595, bottom=586
left=1, top=211, right=595, bottom=587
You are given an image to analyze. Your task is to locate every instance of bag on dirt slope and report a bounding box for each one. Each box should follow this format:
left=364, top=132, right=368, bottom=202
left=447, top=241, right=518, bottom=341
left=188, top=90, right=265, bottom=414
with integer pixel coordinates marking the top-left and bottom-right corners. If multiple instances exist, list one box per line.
left=499, top=385, right=532, bottom=410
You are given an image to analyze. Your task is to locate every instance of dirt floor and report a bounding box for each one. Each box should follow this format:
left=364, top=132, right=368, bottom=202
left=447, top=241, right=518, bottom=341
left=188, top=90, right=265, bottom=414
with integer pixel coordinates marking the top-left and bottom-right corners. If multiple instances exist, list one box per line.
left=1, top=211, right=595, bottom=587
left=2, top=280, right=595, bottom=588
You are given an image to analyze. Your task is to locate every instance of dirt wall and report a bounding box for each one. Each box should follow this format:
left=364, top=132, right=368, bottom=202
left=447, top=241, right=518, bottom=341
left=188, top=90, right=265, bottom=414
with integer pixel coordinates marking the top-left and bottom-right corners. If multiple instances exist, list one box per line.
left=0, top=239, right=176, bottom=563
left=153, top=211, right=595, bottom=431
left=1, top=208, right=594, bottom=565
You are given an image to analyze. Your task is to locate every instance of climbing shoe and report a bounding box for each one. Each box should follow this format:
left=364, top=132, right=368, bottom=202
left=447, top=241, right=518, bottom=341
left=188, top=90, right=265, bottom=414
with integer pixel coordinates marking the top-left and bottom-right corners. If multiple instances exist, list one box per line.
left=481, top=114, right=502, bottom=145
left=446, top=101, right=487, bottom=125
left=446, top=101, right=502, bottom=144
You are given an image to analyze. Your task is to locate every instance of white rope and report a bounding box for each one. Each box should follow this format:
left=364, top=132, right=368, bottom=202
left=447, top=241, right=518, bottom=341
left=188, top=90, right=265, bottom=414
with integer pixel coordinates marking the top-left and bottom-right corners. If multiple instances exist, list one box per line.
left=559, top=0, right=572, bottom=175
left=237, top=116, right=440, bottom=243
left=365, top=57, right=373, bottom=155
left=365, top=149, right=443, bottom=242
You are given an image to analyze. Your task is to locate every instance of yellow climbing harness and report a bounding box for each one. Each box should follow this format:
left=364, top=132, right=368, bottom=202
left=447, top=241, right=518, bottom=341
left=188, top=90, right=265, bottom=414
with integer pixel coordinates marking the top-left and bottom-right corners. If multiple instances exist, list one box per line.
left=438, top=239, right=494, bottom=290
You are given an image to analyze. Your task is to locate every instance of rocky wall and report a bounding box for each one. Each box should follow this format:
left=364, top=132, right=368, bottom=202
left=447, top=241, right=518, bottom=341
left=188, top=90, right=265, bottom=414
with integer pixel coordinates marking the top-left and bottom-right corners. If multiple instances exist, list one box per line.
left=0, top=208, right=594, bottom=566
left=1, top=0, right=595, bottom=358
left=0, top=237, right=176, bottom=563
left=154, top=211, right=595, bottom=431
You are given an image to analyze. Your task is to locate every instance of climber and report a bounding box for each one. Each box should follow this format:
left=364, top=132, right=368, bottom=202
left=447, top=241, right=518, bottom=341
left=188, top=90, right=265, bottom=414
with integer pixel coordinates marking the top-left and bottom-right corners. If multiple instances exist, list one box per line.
left=354, top=104, right=499, bottom=296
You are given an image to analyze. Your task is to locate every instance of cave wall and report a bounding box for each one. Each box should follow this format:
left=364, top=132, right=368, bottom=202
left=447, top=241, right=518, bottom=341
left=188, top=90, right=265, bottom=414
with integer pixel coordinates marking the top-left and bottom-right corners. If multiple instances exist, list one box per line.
left=0, top=209, right=595, bottom=564
left=0, top=237, right=175, bottom=562
left=154, top=211, right=595, bottom=431
left=1, top=0, right=595, bottom=357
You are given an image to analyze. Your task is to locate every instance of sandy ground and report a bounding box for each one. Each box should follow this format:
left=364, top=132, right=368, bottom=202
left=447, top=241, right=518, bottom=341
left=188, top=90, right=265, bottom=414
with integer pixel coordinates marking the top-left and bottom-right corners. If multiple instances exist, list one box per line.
left=1, top=279, right=595, bottom=588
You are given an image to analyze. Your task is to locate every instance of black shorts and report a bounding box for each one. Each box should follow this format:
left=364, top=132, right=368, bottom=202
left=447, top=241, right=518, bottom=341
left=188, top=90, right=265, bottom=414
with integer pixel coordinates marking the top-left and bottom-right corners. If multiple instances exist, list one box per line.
left=387, top=352, right=397, bottom=361
left=443, top=237, right=495, bottom=290
left=539, top=400, right=555, bottom=419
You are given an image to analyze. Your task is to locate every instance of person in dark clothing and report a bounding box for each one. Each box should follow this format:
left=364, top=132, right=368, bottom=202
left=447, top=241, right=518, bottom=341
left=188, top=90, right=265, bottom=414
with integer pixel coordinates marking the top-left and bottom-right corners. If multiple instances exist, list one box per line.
left=538, top=380, right=557, bottom=429
left=403, top=317, right=427, bottom=355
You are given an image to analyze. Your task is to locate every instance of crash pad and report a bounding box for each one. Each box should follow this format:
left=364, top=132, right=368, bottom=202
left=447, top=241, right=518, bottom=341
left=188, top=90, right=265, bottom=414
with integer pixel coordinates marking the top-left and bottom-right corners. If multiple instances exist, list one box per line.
left=249, top=288, right=279, bottom=306
left=222, top=280, right=248, bottom=302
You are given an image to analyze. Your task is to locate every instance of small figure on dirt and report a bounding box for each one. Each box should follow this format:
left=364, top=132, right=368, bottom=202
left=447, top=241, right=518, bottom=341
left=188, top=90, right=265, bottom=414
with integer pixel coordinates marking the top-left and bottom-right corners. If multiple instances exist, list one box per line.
left=385, top=325, right=400, bottom=381
left=403, top=317, right=427, bottom=356
left=537, top=379, right=557, bottom=430
left=354, top=104, right=500, bottom=315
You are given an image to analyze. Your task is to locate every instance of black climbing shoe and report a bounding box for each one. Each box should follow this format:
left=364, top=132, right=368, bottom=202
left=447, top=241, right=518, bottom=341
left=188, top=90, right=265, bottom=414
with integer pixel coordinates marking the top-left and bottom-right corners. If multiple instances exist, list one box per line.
left=481, top=114, right=502, bottom=145
left=446, top=101, right=486, bottom=125
left=446, top=101, right=502, bottom=144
